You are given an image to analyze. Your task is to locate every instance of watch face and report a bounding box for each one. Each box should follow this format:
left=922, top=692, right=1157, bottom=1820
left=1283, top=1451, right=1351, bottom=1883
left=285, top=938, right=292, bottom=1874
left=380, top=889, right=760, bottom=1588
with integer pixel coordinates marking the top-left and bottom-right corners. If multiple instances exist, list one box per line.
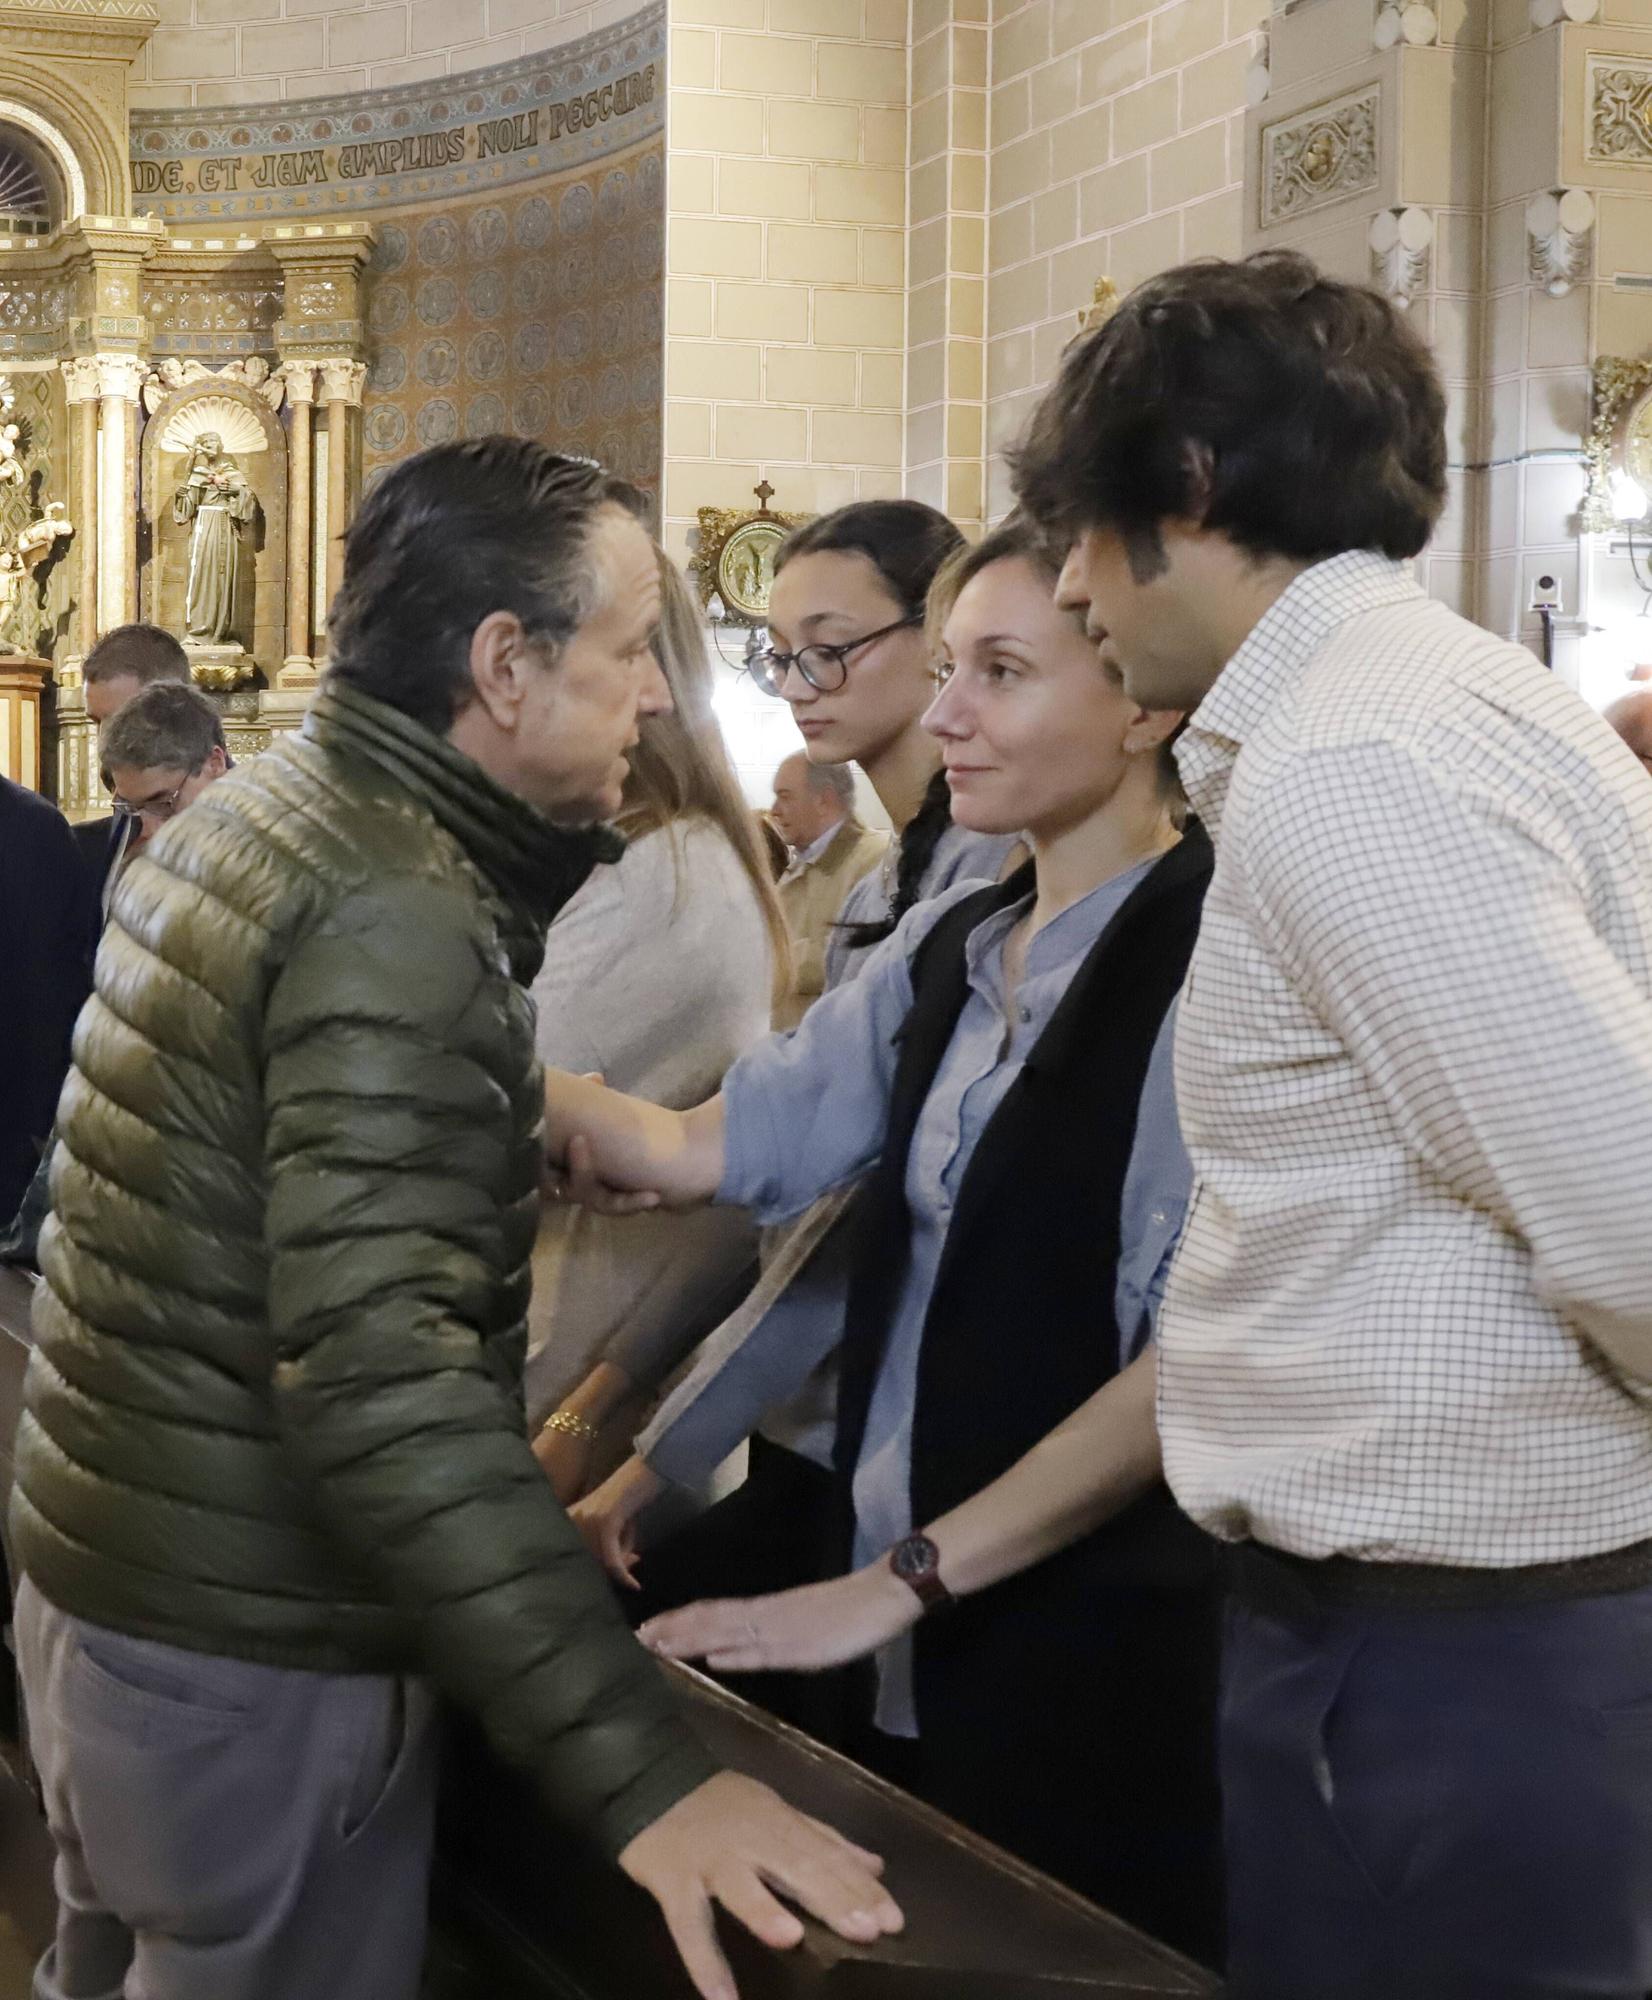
left=892, top=1534, right=937, bottom=1582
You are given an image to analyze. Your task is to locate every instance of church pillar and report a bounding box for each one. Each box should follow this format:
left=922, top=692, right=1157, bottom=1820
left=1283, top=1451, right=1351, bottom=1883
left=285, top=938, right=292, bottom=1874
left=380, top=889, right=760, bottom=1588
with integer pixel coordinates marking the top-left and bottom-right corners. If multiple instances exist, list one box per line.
left=268, top=226, right=374, bottom=673
left=60, top=356, right=102, bottom=666
left=318, top=359, right=366, bottom=653
left=905, top=1, right=989, bottom=536
left=94, top=354, right=145, bottom=634
left=279, top=363, right=317, bottom=689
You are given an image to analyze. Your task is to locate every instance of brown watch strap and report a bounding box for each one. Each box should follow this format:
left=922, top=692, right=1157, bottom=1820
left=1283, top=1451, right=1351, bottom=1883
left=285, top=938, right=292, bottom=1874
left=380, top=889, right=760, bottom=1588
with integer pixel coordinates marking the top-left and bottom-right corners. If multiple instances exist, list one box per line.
left=889, top=1532, right=952, bottom=1611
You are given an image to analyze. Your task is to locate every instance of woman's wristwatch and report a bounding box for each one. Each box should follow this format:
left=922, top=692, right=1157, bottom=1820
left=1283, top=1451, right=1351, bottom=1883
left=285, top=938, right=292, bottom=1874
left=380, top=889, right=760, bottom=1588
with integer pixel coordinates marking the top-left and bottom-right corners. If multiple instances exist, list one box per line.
left=888, top=1532, right=953, bottom=1612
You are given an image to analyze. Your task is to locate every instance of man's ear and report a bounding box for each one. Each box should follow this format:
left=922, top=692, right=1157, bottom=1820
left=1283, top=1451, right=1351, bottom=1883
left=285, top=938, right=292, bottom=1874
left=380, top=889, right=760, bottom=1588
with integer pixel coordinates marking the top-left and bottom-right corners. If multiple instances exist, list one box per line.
left=467, top=610, right=535, bottom=729
left=1123, top=704, right=1187, bottom=760
left=1179, top=441, right=1216, bottom=527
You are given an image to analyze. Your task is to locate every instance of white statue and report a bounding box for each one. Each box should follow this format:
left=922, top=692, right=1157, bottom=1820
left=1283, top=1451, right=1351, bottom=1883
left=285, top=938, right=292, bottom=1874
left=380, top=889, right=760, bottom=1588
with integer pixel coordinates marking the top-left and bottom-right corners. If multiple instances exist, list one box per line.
left=0, top=373, right=22, bottom=490
left=0, top=552, right=24, bottom=647
left=15, top=502, right=73, bottom=570
left=0, top=505, right=74, bottom=656
left=0, top=418, right=22, bottom=490
left=172, top=433, right=256, bottom=645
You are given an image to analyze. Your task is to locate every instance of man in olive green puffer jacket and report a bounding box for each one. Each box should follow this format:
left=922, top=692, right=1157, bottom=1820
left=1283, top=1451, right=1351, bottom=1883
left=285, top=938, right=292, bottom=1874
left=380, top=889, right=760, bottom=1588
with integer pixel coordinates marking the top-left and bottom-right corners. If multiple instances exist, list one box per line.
left=9, top=439, right=900, bottom=2000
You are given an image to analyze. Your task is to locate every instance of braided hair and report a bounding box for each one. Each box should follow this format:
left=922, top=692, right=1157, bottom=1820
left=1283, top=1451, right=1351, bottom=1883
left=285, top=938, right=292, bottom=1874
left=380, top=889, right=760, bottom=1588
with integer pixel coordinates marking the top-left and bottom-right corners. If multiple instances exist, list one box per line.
left=836, top=766, right=955, bottom=951
left=772, top=500, right=966, bottom=955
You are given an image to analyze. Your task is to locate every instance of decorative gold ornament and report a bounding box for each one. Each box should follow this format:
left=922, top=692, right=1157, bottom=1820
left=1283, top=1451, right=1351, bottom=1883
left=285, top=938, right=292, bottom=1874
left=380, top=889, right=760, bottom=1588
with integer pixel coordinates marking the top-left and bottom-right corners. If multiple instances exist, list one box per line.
left=1075, top=277, right=1120, bottom=338
left=691, top=481, right=809, bottom=625
left=1582, top=355, right=1652, bottom=533
left=186, top=648, right=255, bottom=692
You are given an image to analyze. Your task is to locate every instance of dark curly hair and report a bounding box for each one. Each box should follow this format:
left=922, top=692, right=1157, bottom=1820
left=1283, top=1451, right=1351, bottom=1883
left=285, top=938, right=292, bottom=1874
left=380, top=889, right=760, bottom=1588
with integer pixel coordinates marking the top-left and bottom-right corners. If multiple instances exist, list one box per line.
left=1010, top=252, right=1448, bottom=577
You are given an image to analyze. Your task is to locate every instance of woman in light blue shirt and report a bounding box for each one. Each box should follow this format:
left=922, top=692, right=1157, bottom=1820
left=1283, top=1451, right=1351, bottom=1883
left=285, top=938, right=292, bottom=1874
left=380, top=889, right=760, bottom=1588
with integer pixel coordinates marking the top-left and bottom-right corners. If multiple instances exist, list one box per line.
left=549, top=522, right=1223, bottom=1959
left=550, top=505, right=1012, bottom=1740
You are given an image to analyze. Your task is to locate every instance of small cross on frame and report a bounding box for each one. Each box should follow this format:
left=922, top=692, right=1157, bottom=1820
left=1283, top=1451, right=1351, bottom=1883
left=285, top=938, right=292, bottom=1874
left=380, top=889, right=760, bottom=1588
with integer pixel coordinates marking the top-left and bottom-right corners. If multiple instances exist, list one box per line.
left=753, top=479, right=776, bottom=514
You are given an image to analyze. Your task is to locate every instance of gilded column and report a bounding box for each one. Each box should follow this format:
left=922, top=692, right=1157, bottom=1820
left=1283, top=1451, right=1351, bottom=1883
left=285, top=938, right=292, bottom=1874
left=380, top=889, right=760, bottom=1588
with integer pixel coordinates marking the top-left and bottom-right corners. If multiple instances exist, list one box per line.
left=318, top=359, right=366, bottom=653
left=94, top=353, right=145, bottom=633
left=60, top=356, right=102, bottom=665
left=280, top=363, right=317, bottom=688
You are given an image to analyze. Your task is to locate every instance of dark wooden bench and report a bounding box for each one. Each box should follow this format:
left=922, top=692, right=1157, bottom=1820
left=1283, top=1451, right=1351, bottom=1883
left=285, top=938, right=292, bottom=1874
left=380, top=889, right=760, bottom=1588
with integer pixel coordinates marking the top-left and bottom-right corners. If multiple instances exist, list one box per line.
left=0, top=1265, right=1221, bottom=1999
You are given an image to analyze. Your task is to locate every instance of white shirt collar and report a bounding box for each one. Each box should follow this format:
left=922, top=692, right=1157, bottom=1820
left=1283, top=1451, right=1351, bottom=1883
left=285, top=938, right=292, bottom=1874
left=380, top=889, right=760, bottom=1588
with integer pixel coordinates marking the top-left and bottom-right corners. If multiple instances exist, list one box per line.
left=1177, top=551, right=1423, bottom=840
left=794, top=817, right=848, bottom=869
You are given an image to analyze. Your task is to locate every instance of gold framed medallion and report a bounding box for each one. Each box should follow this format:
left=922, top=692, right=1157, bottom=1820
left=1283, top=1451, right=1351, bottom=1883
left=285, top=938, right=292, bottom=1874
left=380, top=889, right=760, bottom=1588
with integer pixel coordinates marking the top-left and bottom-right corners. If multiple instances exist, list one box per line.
left=692, top=482, right=809, bottom=625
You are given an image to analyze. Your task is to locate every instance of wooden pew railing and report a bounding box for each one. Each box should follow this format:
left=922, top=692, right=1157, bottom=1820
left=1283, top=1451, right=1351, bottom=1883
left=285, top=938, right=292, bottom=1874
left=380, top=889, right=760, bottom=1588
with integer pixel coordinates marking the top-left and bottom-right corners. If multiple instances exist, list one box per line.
left=0, top=1265, right=1221, bottom=1999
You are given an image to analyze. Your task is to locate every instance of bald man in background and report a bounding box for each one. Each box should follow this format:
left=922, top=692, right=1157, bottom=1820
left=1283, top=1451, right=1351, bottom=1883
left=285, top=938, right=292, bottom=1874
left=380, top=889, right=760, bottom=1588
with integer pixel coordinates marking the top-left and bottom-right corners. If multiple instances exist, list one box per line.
left=770, top=753, right=886, bottom=1030
left=1606, top=688, right=1652, bottom=778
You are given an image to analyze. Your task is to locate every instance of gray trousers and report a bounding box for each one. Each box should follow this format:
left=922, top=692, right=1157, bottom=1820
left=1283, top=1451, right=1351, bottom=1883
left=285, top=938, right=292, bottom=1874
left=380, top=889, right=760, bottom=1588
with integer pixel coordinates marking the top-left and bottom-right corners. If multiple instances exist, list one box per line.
left=14, top=1577, right=437, bottom=2000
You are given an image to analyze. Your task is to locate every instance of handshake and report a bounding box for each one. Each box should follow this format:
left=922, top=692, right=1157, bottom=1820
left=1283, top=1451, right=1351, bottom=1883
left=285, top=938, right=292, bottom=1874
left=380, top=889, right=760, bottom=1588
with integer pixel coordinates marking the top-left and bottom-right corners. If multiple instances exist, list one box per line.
left=543, top=1069, right=728, bottom=1217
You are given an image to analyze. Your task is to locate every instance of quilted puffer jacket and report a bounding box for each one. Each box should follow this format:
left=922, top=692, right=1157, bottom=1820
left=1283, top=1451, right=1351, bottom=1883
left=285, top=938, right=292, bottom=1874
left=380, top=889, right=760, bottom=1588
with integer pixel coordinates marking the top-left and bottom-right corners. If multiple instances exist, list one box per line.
left=10, top=676, right=715, bottom=1855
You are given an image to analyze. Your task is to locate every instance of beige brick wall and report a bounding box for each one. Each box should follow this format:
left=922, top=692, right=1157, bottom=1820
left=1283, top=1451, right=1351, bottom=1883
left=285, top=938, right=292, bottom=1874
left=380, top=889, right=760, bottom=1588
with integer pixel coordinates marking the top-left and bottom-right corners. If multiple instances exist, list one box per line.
left=984, top=0, right=1262, bottom=519
left=904, top=0, right=988, bottom=534
left=662, top=0, right=910, bottom=565
left=130, top=0, right=633, bottom=108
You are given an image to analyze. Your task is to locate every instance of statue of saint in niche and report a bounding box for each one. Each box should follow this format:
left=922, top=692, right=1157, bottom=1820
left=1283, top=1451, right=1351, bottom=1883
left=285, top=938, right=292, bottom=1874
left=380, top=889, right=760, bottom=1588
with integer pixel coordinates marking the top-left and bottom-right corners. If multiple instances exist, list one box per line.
left=172, top=434, right=256, bottom=645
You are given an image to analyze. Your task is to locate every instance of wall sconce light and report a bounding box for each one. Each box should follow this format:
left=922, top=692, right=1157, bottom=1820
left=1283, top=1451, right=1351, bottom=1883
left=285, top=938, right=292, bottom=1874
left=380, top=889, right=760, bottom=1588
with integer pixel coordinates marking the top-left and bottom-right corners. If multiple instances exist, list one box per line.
left=1244, top=33, right=1271, bottom=104
left=1373, top=2, right=1438, bottom=45
left=705, top=591, right=769, bottom=673
left=1368, top=206, right=1435, bottom=308
left=1530, top=0, right=1598, bottom=26
left=1612, top=473, right=1652, bottom=617
left=1526, top=188, right=1595, bottom=296
left=1612, top=472, right=1650, bottom=525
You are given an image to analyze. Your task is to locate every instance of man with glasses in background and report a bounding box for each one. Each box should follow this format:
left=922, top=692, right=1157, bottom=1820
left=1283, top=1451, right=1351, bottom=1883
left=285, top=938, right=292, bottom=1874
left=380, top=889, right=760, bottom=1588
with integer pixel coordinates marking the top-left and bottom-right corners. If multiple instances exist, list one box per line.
left=100, top=679, right=231, bottom=858
left=74, top=624, right=192, bottom=912
left=0, top=681, right=230, bottom=1270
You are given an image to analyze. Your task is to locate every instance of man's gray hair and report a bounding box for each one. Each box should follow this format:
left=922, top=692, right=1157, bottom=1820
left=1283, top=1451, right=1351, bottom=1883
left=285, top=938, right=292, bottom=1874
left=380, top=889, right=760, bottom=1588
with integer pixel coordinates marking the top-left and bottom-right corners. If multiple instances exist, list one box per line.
left=804, top=761, right=856, bottom=812
left=101, top=680, right=226, bottom=776
left=325, top=439, right=646, bottom=736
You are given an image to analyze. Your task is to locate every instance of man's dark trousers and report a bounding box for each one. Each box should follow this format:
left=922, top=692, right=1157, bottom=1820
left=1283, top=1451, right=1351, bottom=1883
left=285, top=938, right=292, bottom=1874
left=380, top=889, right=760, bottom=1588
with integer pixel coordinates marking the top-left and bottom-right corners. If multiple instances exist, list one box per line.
left=1222, top=1575, right=1652, bottom=1998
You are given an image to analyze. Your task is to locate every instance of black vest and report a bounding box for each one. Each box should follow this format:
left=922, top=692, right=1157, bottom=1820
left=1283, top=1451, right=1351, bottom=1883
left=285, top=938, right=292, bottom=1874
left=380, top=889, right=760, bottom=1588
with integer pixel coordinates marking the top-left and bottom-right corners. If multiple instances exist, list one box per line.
left=833, top=825, right=1216, bottom=1616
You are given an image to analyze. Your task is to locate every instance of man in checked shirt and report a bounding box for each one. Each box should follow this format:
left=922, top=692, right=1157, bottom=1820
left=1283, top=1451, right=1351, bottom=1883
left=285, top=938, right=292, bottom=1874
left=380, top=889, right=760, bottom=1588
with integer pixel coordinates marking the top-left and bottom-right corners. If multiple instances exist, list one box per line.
left=1012, top=252, right=1652, bottom=1999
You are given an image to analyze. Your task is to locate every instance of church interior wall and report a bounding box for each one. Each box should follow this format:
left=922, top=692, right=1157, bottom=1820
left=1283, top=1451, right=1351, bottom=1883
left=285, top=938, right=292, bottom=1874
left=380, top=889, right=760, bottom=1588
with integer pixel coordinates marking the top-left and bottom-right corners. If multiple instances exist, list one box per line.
left=983, top=0, right=1261, bottom=523
left=661, top=0, right=911, bottom=574
left=0, top=0, right=665, bottom=804
left=127, top=0, right=647, bottom=110
left=8, top=0, right=1652, bottom=803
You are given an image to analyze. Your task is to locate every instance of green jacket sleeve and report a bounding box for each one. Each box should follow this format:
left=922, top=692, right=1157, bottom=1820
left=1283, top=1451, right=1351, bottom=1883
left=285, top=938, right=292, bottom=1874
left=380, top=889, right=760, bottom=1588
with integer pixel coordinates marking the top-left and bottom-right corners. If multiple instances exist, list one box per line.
left=262, top=875, right=717, bottom=1855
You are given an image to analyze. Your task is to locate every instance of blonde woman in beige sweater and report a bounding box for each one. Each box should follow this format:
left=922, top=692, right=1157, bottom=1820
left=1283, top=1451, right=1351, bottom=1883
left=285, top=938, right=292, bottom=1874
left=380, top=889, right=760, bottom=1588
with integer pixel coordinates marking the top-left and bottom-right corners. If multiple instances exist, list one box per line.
left=526, top=556, right=788, bottom=1497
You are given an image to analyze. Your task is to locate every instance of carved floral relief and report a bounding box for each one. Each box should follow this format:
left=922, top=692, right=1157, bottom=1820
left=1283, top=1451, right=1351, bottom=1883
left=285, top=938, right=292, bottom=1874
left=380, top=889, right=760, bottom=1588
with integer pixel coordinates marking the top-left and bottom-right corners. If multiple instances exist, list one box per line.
left=1589, top=60, right=1652, bottom=168
left=1261, top=86, right=1381, bottom=227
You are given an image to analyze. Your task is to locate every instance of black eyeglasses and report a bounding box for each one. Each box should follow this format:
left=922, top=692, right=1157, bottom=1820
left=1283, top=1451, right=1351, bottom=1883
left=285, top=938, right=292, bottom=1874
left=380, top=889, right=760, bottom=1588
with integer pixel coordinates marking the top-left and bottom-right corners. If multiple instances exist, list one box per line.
left=749, top=613, right=922, bottom=699
left=110, top=776, right=191, bottom=825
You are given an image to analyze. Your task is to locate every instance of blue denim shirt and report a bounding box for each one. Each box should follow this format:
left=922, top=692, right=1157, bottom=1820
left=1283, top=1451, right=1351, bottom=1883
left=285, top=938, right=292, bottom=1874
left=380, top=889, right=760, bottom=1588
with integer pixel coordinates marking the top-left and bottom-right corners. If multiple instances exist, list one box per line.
left=720, top=858, right=1193, bottom=1735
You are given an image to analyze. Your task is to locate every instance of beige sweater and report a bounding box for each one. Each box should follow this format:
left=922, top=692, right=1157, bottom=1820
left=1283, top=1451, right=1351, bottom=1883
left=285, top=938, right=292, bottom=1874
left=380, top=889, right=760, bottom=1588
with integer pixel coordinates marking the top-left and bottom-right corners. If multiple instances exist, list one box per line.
left=524, top=818, right=774, bottom=1423
left=773, top=816, right=889, bottom=1031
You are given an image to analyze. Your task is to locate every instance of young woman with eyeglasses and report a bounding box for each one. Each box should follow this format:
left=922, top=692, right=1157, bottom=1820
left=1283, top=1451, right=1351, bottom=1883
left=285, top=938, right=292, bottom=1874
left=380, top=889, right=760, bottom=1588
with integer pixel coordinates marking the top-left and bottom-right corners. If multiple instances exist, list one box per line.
left=542, top=502, right=1015, bottom=1731
left=546, top=521, right=1222, bottom=1961
left=752, top=500, right=1022, bottom=957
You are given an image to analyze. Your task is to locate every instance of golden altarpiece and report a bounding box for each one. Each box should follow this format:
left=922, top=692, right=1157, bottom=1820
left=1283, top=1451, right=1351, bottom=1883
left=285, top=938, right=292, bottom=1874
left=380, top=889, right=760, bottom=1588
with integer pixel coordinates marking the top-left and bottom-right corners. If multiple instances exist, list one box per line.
left=0, top=1, right=375, bottom=807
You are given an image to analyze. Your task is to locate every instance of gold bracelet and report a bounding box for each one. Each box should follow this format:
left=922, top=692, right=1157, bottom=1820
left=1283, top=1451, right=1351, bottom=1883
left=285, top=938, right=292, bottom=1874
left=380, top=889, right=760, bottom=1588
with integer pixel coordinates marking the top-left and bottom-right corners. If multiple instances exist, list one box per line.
left=541, top=1408, right=599, bottom=1444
